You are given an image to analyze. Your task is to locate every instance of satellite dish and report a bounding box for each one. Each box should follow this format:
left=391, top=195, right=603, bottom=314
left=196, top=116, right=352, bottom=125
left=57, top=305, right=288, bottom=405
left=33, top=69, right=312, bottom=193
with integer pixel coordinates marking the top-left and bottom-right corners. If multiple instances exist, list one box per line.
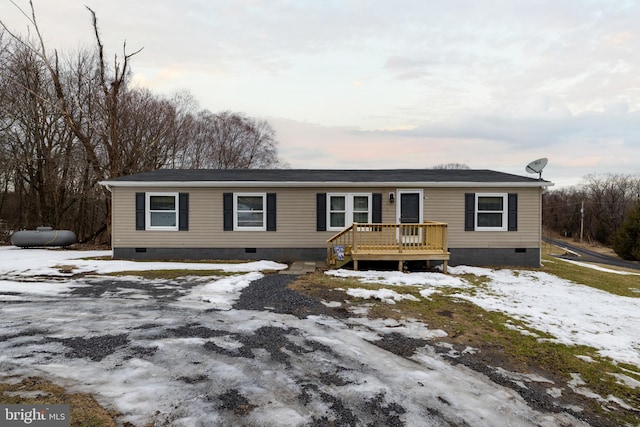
left=525, top=158, right=548, bottom=180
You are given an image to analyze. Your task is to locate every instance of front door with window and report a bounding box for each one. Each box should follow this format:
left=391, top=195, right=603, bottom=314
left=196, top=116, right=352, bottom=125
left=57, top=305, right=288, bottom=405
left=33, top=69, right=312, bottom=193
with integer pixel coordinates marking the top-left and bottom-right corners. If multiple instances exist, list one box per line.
left=397, top=190, right=423, bottom=243
left=399, top=192, right=420, bottom=224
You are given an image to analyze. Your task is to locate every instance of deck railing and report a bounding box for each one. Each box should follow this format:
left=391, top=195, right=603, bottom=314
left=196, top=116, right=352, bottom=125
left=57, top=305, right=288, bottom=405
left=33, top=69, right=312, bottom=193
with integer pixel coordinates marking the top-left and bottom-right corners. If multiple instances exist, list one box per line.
left=327, top=221, right=448, bottom=263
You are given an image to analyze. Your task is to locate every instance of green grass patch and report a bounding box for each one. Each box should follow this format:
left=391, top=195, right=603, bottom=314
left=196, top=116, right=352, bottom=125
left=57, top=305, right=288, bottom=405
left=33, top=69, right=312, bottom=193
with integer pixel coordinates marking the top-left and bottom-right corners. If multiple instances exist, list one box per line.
left=104, top=269, right=238, bottom=280
left=541, top=255, right=640, bottom=297
left=79, top=256, right=112, bottom=261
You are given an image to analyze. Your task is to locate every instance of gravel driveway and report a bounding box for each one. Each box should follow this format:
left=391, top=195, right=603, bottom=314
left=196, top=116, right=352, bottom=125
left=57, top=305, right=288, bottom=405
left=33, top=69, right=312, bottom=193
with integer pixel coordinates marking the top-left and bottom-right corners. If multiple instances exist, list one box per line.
left=0, top=269, right=588, bottom=426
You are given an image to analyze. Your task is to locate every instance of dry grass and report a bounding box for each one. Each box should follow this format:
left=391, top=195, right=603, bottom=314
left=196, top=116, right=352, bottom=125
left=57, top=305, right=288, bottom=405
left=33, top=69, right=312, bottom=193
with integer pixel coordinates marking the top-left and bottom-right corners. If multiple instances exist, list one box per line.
left=0, top=377, right=118, bottom=427
left=104, top=269, right=236, bottom=280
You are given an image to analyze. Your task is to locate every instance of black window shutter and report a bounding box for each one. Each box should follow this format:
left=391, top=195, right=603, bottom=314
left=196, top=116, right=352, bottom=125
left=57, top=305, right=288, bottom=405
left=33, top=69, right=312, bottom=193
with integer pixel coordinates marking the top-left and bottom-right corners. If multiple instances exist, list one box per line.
left=266, top=193, right=276, bottom=231
left=464, top=193, right=475, bottom=231
left=223, top=193, right=233, bottom=231
left=508, top=193, right=518, bottom=231
left=372, top=193, right=382, bottom=223
left=316, top=193, right=326, bottom=231
left=178, top=193, right=189, bottom=231
left=135, top=192, right=145, bottom=230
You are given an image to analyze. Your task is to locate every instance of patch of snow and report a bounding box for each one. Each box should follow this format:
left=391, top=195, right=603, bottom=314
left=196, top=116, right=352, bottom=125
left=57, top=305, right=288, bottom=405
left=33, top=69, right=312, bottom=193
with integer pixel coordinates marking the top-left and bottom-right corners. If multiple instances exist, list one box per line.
left=503, top=323, right=540, bottom=338
left=568, top=374, right=638, bottom=411
left=557, top=258, right=640, bottom=276
left=177, top=272, right=264, bottom=310
left=0, top=247, right=112, bottom=277
left=0, top=279, right=84, bottom=300
left=320, top=300, right=342, bottom=307
left=462, top=346, right=478, bottom=355
left=610, top=373, right=640, bottom=389
left=84, top=259, right=286, bottom=275
left=327, top=268, right=468, bottom=288
left=547, top=388, right=563, bottom=398
left=346, top=287, right=419, bottom=304
left=347, top=316, right=448, bottom=341
left=568, top=373, right=604, bottom=400
left=348, top=304, right=371, bottom=316
left=435, top=341, right=461, bottom=358
left=495, top=367, right=554, bottom=387
left=448, top=265, right=640, bottom=368
left=419, top=288, right=440, bottom=299
left=0, top=246, right=286, bottom=278
left=606, top=394, right=638, bottom=411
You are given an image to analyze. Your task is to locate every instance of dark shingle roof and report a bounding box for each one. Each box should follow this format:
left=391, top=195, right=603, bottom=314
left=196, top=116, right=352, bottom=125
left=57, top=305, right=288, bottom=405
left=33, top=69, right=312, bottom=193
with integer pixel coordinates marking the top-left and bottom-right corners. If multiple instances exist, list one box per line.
left=102, top=168, right=550, bottom=185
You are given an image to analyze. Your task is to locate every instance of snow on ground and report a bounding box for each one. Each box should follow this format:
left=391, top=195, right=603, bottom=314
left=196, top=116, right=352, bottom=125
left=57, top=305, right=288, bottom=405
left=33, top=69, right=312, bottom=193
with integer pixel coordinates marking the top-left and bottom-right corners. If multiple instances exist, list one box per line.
left=0, top=246, right=628, bottom=425
left=556, top=258, right=640, bottom=276
left=0, top=246, right=286, bottom=277
left=327, top=265, right=640, bottom=369
left=178, top=271, right=266, bottom=310
left=345, top=287, right=420, bottom=304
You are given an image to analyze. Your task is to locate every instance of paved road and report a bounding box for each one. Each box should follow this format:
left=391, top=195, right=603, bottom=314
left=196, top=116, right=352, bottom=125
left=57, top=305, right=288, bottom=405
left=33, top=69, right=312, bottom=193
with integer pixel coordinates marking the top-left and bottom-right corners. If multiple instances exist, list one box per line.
left=544, top=237, right=640, bottom=271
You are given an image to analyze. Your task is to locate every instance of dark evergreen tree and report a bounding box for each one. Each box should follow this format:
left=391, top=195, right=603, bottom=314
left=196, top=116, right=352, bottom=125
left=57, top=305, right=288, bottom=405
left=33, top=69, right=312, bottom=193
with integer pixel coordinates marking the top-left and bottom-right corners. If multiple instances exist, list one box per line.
left=612, top=202, right=640, bottom=261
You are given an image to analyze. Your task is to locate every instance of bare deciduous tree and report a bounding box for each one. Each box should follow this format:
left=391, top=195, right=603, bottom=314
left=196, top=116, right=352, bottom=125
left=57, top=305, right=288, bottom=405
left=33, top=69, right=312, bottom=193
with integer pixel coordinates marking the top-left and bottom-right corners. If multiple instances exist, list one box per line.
left=544, top=174, right=640, bottom=246
left=181, top=110, right=281, bottom=169
left=583, top=174, right=639, bottom=244
left=0, top=3, right=286, bottom=243
left=432, top=163, right=471, bottom=170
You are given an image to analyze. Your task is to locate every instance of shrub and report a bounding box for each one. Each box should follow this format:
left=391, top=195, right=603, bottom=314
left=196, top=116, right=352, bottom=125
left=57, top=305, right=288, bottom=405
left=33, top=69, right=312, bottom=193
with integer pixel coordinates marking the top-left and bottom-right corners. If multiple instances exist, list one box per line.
left=612, top=202, right=640, bottom=260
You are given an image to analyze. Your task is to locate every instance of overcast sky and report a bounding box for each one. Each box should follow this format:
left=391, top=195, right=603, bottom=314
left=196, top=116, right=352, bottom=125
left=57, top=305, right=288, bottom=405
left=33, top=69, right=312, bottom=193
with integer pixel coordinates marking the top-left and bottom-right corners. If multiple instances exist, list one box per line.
left=3, top=0, right=640, bottom=187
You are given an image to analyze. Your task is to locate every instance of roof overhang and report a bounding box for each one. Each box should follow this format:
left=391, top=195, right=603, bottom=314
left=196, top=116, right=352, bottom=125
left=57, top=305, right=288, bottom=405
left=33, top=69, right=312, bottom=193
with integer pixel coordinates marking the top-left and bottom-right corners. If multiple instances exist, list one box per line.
left=99, top=180, right=554, bottom=188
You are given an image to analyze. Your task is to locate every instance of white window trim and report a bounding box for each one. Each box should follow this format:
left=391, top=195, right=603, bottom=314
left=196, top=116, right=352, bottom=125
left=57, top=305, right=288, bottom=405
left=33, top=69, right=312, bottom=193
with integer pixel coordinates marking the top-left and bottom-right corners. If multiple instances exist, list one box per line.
left=396, top=189, right=424, bottom=224
left=327, top=193, right=372, bottom=231
left=234, top=193, right=266, bottom=231
left=146, top=192, right=179, bottom=231
left=475, top=193, right=508, bottom=231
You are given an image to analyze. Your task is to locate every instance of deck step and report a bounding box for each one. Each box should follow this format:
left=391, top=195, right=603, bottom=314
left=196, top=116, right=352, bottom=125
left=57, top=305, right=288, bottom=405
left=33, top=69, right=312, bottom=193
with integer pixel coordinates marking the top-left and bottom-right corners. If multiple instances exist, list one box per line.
left=331, top=255, right=353, bottom=269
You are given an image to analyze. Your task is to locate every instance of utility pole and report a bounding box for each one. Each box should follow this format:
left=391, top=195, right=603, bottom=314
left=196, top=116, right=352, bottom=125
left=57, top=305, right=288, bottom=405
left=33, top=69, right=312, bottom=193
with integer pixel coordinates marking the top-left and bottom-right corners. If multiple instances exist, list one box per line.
left=580, top=201, right=584, bottom=244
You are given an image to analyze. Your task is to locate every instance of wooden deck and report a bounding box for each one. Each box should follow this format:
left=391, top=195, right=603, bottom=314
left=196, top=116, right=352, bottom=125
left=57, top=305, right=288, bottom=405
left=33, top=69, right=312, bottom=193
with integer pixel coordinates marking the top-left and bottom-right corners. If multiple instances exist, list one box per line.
left=327, top=222, right=450, bottom=273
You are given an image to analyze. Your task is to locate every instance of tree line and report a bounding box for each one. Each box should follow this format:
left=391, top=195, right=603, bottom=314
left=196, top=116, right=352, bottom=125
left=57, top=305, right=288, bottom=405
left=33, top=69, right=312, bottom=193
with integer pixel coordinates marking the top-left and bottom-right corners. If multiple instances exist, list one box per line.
left=543, top=174, right=640, bottom=260
left=0, top=4, right=283, bottom=244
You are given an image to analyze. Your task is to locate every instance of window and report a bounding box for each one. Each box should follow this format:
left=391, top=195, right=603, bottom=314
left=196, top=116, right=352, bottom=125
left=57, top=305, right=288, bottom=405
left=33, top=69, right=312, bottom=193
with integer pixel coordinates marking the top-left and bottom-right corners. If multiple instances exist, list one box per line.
left=327, top=193, right=371, bottom=230
left=475, top=193, right=507, bottom=231
left=234, top=193, right=266, bottom=231
left=224, top=192, right=276, bottom=231
left=329, top=195, right=346, bottom=228
left=353, top=196, right=370, bottom=223
left=146, top=193, right=178, bottom=230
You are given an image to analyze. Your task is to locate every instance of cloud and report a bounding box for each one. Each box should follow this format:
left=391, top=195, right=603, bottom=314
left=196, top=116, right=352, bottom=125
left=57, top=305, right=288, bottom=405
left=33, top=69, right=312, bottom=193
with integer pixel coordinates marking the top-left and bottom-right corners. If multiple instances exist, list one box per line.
left=384, top=56, right=432, bottom=80
left=384, top=106, right=640, bottom=149
left=270, top=104, right=640, bottom=188
left=3, top=0, right=640, bottom=189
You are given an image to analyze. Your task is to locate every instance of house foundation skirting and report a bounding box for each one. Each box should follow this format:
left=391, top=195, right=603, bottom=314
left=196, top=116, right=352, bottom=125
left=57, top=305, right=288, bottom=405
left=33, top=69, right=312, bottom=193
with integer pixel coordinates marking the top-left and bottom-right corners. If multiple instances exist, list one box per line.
left=113, top=247, right=541, bottom=268
left=448, top=248, right=541, bottom=268
left=113, top=247, right=327, bottom=262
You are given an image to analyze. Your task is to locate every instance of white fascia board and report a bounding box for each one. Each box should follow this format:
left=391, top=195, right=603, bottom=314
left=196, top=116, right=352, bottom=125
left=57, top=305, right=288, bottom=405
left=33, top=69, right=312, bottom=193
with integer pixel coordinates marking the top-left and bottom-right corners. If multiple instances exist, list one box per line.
left=99, top=180, right=554, bottom=188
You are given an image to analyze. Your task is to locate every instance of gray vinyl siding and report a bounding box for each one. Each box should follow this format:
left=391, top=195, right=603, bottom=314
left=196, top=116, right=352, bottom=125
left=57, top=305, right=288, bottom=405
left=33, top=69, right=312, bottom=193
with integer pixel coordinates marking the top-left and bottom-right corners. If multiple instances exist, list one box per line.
left=111, top=185, right=541, bottom=250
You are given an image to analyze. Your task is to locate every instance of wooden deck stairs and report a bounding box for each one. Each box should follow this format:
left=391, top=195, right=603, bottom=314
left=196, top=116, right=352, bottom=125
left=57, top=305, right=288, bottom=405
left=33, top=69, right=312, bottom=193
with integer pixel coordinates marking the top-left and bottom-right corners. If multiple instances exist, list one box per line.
left=327, top=222, right=450, bottom=273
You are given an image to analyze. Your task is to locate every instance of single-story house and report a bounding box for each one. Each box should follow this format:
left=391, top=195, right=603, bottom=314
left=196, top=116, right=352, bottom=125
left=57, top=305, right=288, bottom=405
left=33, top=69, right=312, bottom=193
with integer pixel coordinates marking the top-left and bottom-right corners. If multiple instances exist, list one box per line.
left=99, top=169, right=553, bottom=269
